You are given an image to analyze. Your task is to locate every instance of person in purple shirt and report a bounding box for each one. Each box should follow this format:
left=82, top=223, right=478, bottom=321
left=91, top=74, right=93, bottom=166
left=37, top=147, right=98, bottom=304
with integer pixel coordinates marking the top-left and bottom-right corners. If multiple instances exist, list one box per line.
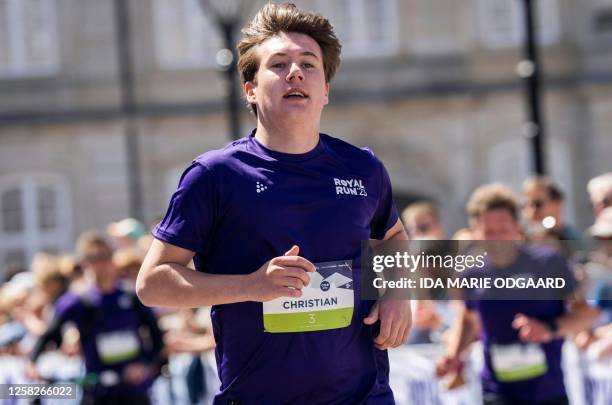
left=436, top=183, right=598, bottom=405
left=136, top=3, right=411, bottom=404
left=28, top=232, right=164, bottom=405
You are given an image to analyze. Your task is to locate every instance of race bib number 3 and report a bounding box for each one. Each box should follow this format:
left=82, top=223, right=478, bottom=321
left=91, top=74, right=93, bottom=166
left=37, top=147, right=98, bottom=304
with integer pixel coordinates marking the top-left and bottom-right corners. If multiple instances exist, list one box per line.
left=263, top=260, right=354, bottom=333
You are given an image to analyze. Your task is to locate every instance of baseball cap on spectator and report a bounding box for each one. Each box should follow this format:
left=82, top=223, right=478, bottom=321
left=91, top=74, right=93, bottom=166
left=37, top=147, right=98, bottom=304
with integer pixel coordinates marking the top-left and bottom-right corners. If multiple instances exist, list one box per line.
left=107, top=218, right=145, bottom=241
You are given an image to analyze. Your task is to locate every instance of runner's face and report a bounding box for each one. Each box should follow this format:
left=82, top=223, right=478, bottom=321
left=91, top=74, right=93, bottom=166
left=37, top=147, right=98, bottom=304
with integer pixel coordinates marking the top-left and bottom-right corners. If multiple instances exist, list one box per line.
left=83, top=245, right=118, bottom=282
left=473, top=209, right=521, bottom=241
left=245, top=32, right=329, bottom=124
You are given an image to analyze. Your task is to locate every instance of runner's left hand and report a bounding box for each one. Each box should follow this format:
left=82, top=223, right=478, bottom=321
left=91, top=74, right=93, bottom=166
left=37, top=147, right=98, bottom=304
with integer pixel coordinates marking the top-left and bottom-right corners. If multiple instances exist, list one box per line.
left=122, top=362, right=151, bottom=385
left=512, top=313, right=553, bottom=343
left=364, top=300, right=411, bottom=349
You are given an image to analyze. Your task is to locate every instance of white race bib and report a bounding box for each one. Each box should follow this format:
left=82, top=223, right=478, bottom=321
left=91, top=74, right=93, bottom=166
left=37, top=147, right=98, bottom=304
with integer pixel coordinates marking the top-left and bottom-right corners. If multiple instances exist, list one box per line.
left=490, top=343, right=548, bottom=382
left=263, top=260, right=354, bottom=333
left=95, top=330, right=140, bottom=364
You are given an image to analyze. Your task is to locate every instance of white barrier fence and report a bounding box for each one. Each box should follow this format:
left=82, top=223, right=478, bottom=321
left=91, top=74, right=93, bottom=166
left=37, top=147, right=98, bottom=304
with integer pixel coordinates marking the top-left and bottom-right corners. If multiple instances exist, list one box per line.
left=1, top=341, right=611, bottom=404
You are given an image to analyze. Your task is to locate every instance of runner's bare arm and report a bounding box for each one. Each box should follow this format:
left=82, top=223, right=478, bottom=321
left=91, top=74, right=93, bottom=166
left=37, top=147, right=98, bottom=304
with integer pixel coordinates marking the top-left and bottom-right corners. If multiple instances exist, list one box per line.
left=513, top=299, right=600, bottom=342
left=136, top=239, right=314, bottom=308
left=435, top=303, right=480, bottom=377
left=384, top=219, right=409, bottom=241
left=447, top=304, right=480, bottom=358
left=556, top=299, right=600, bottom=336
left=363, top=219, right=412, bottom=349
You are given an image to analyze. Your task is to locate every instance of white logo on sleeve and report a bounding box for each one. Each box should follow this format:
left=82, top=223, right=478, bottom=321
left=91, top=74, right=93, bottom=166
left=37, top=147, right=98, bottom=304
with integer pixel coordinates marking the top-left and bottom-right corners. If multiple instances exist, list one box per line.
left=256, top=181, right=268, bottom=193
left=334, top=178, right=367, bottom=196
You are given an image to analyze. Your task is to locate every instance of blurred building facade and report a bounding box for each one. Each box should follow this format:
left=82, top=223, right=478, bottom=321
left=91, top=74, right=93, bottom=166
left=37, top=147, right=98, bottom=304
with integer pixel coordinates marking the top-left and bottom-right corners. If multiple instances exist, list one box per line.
left=1, top=0, right=612, bottom=273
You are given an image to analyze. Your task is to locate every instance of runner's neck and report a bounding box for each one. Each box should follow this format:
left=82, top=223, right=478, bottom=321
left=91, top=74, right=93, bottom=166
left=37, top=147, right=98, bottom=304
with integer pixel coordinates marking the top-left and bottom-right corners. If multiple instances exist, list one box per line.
left=254, top=123, right=320, bottom=154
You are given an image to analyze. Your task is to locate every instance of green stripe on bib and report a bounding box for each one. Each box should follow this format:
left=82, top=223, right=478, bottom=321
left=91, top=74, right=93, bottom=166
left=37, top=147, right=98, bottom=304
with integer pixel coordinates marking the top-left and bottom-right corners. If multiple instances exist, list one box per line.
left=495, top=362, right=548, bottom=382
left=264, top=307, right=353, bottom=333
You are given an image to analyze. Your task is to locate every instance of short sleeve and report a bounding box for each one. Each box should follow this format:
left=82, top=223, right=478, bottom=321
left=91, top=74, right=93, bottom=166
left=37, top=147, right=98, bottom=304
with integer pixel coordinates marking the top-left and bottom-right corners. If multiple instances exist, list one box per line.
left=54, top=292, right=83, bottom=324
left=153, top=162, right=217, bottom=254
left=370, top=159, right=399, bottom=239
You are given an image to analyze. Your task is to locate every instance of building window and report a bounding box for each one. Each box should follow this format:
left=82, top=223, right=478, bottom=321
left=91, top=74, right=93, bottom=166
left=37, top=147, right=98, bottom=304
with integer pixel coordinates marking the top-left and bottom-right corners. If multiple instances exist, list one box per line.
left=405, top=0, right=467, bottom=55
left=314, top=0, right=399, bottom=58
left=588, top=0, right=612, bottom=44
left=1, top=188, right=23, bottom=232
left=153, top=0, right=223, bottom=69
left=476, top=0, right=560, bottom=49
left=37, top=186, right=57, bottom=229
left=0, top=174, right=72, bottom=275
left=0, top=0, right=59, bottom=77
left=593, top=8, right=612, bottom=33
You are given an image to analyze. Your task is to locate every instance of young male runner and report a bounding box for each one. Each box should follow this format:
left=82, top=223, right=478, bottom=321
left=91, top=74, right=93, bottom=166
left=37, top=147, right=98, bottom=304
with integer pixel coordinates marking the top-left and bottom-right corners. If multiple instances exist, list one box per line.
left=137, top=3, right=410, bottom=404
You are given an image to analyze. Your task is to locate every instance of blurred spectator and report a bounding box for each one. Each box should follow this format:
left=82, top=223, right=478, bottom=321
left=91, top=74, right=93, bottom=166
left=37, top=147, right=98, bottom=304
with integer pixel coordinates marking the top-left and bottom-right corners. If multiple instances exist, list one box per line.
left=113, top=248, right=144, bottom=289
left=0, top=272, right=34, bottom=356
left=107, top=218, right=146, bottom=250
left=587, top=172, right=612, bottom=219
left=6, top=254, right=72, bottom=340
left=402, top=202, right=446, bottom=344
left=521, top=176, right=582, bottom=240
left=574, top=207, right=612, bottom=359
left=2, top=263, right=27, bottom=284
left=452, top=227, right=473, bottom=241
left=58, top=254, right=87, bottom=293
left=32, top=253, right=70, bottom=305
left=401, top=201, right=445, bottom=240
left=588, top=206, right=612, bottom=241
left=160, top=308, right=216, bottom=404
left=524, top=225, right=573, bottom=258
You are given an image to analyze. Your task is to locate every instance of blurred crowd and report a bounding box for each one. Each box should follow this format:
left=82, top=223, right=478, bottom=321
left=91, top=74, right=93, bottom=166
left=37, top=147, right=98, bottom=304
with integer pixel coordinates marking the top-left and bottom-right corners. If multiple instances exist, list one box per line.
left=0, top=218, right=215, bottom=404
left=0, top=172, right=611, bottom=403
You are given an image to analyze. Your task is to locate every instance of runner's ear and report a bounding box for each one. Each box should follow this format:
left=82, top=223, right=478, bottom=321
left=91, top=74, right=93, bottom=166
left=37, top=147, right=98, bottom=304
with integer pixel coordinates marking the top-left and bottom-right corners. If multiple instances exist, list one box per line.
left=244, top=81, right=257, bottom=104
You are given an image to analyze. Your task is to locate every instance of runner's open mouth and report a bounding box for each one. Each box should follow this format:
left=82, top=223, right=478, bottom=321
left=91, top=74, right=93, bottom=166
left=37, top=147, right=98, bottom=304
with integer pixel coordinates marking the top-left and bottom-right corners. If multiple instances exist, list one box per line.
left=283, top=90, right=309, bottom=99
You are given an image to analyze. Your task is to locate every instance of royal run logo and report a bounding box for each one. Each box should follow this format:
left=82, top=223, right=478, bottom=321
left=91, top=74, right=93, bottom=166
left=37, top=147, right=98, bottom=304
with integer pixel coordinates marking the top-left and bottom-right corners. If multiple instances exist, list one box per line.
left=334, top=178, right=367, bottom=196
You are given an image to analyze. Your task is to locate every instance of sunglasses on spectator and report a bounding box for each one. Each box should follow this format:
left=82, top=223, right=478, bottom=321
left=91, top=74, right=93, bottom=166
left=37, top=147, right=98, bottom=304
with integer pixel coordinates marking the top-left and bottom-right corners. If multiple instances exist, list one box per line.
left=523, top=199, right=546, bottom=210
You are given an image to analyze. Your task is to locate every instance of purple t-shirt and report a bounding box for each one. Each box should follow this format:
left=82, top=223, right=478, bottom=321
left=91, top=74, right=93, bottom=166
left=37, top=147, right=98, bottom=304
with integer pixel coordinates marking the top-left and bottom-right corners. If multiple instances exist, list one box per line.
left=465, top=247, right=576, bottom=402
left=154, top=131, right=399, bottom=404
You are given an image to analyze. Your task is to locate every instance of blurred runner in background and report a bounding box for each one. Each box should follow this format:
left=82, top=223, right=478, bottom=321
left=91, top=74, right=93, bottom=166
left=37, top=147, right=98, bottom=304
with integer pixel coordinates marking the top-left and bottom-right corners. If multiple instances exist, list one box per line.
left=28, top=232, right=164, bottom=405
left=437, top=183, right=598, bottom=405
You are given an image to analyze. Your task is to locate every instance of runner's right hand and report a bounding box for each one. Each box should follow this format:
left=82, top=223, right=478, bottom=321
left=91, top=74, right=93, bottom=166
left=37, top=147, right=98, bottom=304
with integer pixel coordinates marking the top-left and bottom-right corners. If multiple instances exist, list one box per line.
left=248, top=245, right=316, bottom=302
left=435, top=354, right=462, bottom=377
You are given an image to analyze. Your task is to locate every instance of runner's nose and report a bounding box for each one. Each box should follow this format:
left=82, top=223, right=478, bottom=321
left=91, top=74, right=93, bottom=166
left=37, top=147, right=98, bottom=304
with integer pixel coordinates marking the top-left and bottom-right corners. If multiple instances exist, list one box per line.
left=287, top=63, right=304, bottom=82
